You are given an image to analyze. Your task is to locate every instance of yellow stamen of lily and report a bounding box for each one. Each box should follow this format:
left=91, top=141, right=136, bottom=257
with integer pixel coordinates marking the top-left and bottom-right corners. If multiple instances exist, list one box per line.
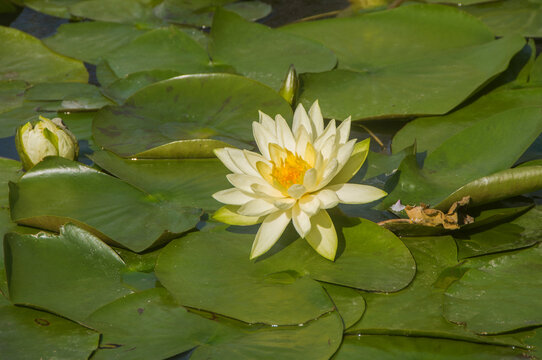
left=271, top=149, right=311, bottom=189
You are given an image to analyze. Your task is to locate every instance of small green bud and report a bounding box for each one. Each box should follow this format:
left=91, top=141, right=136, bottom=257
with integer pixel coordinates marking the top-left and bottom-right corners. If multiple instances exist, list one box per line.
left=278, top=64, right=299, bottom=106
left=15, top=115, right=79, bottom=171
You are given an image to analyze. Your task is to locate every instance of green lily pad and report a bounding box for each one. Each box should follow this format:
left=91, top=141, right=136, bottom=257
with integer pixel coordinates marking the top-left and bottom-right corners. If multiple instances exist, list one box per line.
left=209, top=9, right=337, bottom=90
left=334, top=334, right=527, bottom=360
left=282, top=4, right=524, bottom=120
left=0, top=80, right=27, bottom=114
left=0, top=26, right=87, bottom=83
left=0, top=304, right=99, bottom=360
left=392, top=87, right=542, bottom=155
left=89, top=150, right=229, bottom=211
left=348, top=236, right=525, bottom=346
left=25, top=82, right=113, bottom=111
left=60, top=111, right=96, bottom=142
left=92, top=73, right=292, bottom=158
left=21, top=0, right=79, bottom=18
left=155, top=230, right=335, bottom=325
left=463, top=0, right=542, bottom=37
left=43, top=21, right=146, bottom=64
left=5, top=224, right=133, bottom=321
left=321, top=282, right=365, bottom=330
left=443, top=244, right=542, bottom=334
left=114, top=247, right=163, bottom=273
left=105, top=26, right=211, bottom=78
left=9, top=157, right=201, bottom=252
left=68, top=0, right=159, bottom=24
left=530, top=54, right=542, bottom=84
left=381, top=106, right=542, bottom=208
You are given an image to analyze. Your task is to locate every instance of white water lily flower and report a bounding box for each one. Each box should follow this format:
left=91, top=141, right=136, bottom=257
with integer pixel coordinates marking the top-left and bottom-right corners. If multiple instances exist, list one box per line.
left=212, top=101, right=387, bottom=261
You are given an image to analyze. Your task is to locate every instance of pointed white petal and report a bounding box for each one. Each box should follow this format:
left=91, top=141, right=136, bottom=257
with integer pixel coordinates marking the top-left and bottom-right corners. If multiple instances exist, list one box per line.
left=274, top=197, right=296, bottom=210
left=316, top=159, right=339, bottom=190
left=292, top=204, right=311, bottom=238
left=251, top=210, right=291, bottom=259
left=298, top=194, right=321, bottom=216
left=328, top=138, right=370, bottom=185
left=275, top=114, right=296, bottom=152
left=251, top=183, right=286, bottom=199
left=238, top=199, right=277, bottom=217
left=326, top=184, right=387, bottom=204
left=316, top=189, right=339, bottom=209
left=227, top=174, right=267, bottom=195
left=293, top=103, right=313, bottom=140
left=214, top=148, right=243, bottom=174
left=294, top=126, right=311, bottom=158
left=244, top=150, right=270, bottom=171
left=212, top=188, right=254, bottom=205
left=226, top=148, right=260, bottom=177
left=305, top=209, right=337, bottom=261
left=253, top=122, right=277, bottom=160
left=336, top=116, right=351, bottom=144
left=319, top=134, right=337, bottom=160
left=259, top=110, right=276, bottom=134
left=336, top=139, right=356, bottom=169
left=309, top=100, right=324, bottom=136
left=287, top=184, right=306, bottom=199
left=314, top=119, right=336, bottom=152
left=302, top=168, right=318, bottom=191
left=213, top=205, right=263, bottom=226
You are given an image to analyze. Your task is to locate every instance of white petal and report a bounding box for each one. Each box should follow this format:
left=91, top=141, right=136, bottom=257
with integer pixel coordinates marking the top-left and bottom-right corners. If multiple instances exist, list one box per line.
left=336, top=116, right=351, bottom=144
left=253, top=122, right=277, bottom=160
left=214, top=148, right=243, bottom=174
left=294, top=126, right=311, bottom=158
left=227, top=174, right=268, bottom=195
left=275, top=114, right=296, bottom=152
left=226, top=148, right=260, bottom=177
left=212, top=188, right=254, bottom=205
left=326, top=184, right=387, bottom=204
left=314, top=119, right=336, bottom=152
left=302, top=168, right=318, bottom=191
left=243, top=150, right=270, bottom=171
left=287, top=184, right=306, bottom=199
left=318, top=133, right=337, bottom=160
left=316, top=189, right=339, bottom=209
left=292, top=103, right=313, bottom=140
left=238, top=199, right=277, bottom=217
left=305, top=209, right=337, bottom=261
left=251, top=210, right=291, bottom=259
left=328, top=138, right=370, bottom=185
left=251, top=183, right=286, bottom=199
left=298, top=194, right=320, bottom=216
left=274, top=197, right=296, bottom=210
left=336, top=139, right=356, bottom=169
left=292, top=204, right=311, bottom=238
left=316, top=159, right=339, bottom=190
left=309, top=100, right=324, bottom=137
left=259, top=110, right=276, bottom=134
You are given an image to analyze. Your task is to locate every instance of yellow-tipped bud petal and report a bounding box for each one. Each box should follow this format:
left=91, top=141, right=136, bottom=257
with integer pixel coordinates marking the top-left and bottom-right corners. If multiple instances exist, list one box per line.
left=278, top=64, right=299, bottom=106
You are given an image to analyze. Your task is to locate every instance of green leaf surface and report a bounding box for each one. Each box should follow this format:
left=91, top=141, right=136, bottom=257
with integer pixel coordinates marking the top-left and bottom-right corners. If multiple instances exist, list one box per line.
left=155, top=230, right=335, bottom=325
left=105, top=26, right=211, bottom=78
left=392, top=87, right=542, bottom=155
left=348, top=236, right=524, bottom=346
left=0, top=304, right=99, bottom=360
left=92, top=73, right=292, bottom=158
left=334, top=334, right=527, bottom=360
left=381, top=106, right=542, bottom=208
left=282, top=4, right=524, bottom=120
left=89, top=150, right=229, bottom=211
left=464, top=0, right=542, bottom=37
left=21, top=0, right=79, bottom=18
left=0, top=80, right=27, bottom=114
left=443, top=244, right=542, bottom=334
left=68, top=0, right=159, bottom=24
left=210, top=9, right=337, bottom=90
left=43, top=21, right=146, bottom=64
left=25, top=82, right=113, bottom=111
left=9, top=157, right=200, bottom=252
left=0, top=26, right=88, bottom=83
left=5, top=224, right=133, bottom=321
left=321, top=283, right=365, bottom=330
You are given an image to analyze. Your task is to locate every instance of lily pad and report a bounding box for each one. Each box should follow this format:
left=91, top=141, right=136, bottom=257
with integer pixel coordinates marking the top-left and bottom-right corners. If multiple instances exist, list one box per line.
left=209, top=9, right=337, bottom=90
left=92, top=73, right=292, bottom=158
left=0, top=304, right=99, bottom=360
left=5, top=224, right=133, bottom=321
left=155, top=230, right=335, bottom=325
left=381, top=106, right=542, bottom=208
left=463, top=0, right=542, bottom=37
left=43, top=21, right=146, bottom=64
left=105, top=26, right=211, bottom=78
left=0, top=26, right=87, bottom=83
left=282, top=4, right=524, bottom=120
left=443, top=244, right=542, bottom=334
left=0, top=80, right=27, bottom=114
left=334, top=334, right=527, bottom=360
left=89, top=150, right=229, bottom=211
left=321, top=283, right=365, bottom=330
left=68, top=0, right=159, bottom=24
left=9, top=157, right=200, bottom=252
left=25, top=82, right=113, bottom=111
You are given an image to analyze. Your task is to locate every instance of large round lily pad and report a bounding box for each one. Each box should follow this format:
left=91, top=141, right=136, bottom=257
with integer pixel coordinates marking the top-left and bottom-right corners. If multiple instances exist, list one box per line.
left=92, top=73, right=292, bottom=158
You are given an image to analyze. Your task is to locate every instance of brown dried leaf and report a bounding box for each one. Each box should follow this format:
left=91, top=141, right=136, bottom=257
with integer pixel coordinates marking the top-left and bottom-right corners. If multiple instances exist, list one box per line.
left=404, top=196, right=473, bottom=229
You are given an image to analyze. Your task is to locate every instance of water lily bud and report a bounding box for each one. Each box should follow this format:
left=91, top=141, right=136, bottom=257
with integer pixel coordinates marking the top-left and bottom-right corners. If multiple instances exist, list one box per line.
left=15, top=115, right=79, bottom=170
left=278, top=64, right=299, bottom=106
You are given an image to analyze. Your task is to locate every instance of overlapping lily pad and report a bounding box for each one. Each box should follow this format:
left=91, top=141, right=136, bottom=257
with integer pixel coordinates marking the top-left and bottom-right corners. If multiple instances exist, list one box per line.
left=90, top=150, right=229, bottom=210
left=210, top=9, right=337, bottom=90
left=282, top=4, right=524, bottom=120
left=9, top=157, right=200, bottom=252
left=321, top=283, right=365, bottom=330
left=0, top=26, right=87, bottom=83
left=443, top=244, right=542, bottom=334
left=92, top=73, right=292, bottom=158
left=25, top=82, right=113, bottom=111
left=5, top=224, right=133, bottom=321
